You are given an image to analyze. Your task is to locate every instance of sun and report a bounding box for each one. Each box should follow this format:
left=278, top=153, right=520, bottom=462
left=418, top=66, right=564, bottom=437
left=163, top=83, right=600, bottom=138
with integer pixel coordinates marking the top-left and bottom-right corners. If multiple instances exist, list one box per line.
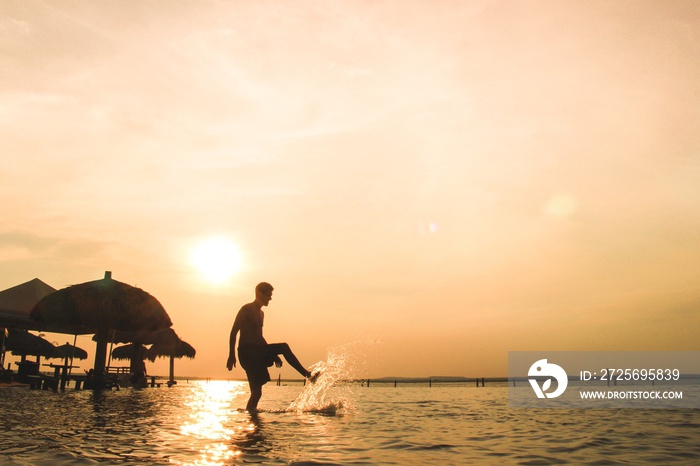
left=191, top=237, right=242, bottom=284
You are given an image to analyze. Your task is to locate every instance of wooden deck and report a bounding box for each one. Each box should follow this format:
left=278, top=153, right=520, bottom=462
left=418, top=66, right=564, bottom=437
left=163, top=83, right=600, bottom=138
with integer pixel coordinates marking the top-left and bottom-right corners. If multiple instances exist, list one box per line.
left=8, top=363, right=168, bottom=391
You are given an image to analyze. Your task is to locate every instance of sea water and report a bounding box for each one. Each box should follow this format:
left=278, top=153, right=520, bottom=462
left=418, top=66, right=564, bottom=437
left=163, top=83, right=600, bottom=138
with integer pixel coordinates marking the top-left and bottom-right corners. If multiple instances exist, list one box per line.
left=1, top=350, right=699, bottom=465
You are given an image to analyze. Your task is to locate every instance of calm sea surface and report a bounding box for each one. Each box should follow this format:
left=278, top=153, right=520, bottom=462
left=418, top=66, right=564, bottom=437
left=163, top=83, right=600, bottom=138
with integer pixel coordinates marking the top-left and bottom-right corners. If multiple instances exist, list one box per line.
left=1, top=378, right=699, bottom=465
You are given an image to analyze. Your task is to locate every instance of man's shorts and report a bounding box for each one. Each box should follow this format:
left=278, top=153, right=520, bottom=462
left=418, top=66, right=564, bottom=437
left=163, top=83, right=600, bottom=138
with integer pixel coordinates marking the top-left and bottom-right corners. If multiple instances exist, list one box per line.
left=238, top=344, right=280, bottom=387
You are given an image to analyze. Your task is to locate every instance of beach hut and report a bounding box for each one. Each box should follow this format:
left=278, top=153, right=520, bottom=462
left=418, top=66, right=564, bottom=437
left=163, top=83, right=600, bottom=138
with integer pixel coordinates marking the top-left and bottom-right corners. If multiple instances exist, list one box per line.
left=0, top=278, right=56, bottom=368
left=30, top=272, right=172, bottom=389
left=0, top=278, right=56, bottom=331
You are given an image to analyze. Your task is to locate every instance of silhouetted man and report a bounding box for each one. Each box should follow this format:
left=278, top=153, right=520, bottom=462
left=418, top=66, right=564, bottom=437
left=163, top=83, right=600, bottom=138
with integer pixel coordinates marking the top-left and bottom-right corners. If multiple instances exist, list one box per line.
left=227, top=282, right=318, bottom=412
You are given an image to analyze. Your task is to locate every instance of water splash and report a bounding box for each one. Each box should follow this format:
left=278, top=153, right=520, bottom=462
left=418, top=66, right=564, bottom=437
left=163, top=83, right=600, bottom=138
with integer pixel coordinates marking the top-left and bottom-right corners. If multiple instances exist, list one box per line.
left=287, top=340, right=379, bottom=415
left=286, top=360, right=344, bottom=415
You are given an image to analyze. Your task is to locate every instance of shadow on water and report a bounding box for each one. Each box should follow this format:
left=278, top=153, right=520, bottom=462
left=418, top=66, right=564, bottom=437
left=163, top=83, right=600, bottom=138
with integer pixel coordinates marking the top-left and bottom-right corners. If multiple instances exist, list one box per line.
left=226, top=408, right=349, bottom=465
left=224, top=343, right=373, bottom=464
left=229, top=413, right=270, bottom=462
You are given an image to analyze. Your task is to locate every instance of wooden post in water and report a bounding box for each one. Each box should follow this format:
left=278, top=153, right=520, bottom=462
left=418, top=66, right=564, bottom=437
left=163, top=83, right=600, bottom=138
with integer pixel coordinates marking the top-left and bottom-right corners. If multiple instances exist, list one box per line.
left=60, top=363, right=68, bottom=391
left=482, top=377, right=485, bottom=387
left=394, top=380, right=397, bottom=387
left=476, top=378, right=479, bottom=387
left=429, top=379, right=432, bottom=388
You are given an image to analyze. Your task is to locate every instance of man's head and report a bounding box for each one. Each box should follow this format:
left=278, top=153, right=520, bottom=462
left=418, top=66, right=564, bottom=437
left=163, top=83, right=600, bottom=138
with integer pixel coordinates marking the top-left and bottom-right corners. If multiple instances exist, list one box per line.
left=255, top=282, right=274, bottom=306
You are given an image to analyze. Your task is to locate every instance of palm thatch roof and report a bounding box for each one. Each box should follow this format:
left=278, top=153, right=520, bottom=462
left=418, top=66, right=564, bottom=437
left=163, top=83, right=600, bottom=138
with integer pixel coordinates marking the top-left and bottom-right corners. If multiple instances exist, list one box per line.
left=0, top=278, right=56, bottom=331
left=29, top=272, right=172, bottom=389
left=146, top=332, right=196, bottom=362
left=5, top=328, right=60, bottom=358
left=30, top=272, right=172, bottom=334
left=52, top=343, right=88, bottom=360
left=104, top=328, right=176, bottom=345
left=111, top=343, right=148, bottom=361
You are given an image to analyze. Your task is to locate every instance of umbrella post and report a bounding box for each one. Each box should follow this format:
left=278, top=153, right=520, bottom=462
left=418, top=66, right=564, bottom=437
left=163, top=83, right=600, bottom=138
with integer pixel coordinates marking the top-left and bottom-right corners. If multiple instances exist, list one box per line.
left=169, top=356, right=175, bottom=385
left=0, top=328, right=6, bottom=369
left=106, top=330, right=116, bottom=371
left=68, top=335, right=77, bottom=378
left=93, top=329, right=109, bottom=389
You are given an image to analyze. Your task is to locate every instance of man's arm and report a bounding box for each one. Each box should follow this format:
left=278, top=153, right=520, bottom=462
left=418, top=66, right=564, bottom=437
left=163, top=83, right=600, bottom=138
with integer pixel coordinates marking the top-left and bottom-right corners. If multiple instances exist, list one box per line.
left=226, top=310, right=244, bottom=370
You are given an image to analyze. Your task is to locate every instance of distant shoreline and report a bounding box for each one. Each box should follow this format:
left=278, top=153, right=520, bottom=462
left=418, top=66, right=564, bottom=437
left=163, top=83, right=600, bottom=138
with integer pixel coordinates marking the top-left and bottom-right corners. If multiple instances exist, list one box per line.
left=161, top=376, right=510, bottom=384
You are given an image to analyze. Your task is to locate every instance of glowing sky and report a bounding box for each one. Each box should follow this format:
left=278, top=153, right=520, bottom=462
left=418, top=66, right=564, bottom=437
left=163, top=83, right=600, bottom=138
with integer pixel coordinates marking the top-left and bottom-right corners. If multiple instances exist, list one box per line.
left=1, top=1, right=699, bottom=379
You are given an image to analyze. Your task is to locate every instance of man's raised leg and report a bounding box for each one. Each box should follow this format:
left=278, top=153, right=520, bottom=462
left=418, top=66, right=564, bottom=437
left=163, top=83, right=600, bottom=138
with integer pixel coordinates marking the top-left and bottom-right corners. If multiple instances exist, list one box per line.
left=269, top=343, right=313, bottom=378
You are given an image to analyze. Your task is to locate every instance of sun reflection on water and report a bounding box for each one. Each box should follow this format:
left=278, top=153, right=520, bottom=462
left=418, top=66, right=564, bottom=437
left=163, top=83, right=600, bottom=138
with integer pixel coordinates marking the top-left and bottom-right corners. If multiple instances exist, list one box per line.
left=178, top=380, right=247, bottom=465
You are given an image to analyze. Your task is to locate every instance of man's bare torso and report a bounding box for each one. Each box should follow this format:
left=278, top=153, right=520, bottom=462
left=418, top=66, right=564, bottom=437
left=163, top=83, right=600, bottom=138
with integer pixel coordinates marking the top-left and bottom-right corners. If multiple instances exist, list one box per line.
left=236, top=302, right=266, bottom=346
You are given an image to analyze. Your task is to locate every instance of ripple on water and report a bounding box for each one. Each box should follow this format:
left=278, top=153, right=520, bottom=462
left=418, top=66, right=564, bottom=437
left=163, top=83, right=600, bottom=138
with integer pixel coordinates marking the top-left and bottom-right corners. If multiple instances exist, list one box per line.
left=1, top=381, right=699, bottom=465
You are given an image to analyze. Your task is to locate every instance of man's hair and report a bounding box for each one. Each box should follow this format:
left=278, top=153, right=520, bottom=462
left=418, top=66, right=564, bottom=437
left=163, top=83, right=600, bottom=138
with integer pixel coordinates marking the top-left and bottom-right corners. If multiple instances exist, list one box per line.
left=255, top=282, right=274, bottom=295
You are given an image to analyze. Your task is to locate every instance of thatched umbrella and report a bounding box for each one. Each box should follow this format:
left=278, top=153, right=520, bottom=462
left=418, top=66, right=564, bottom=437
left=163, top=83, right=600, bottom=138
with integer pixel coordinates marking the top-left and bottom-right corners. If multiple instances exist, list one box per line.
left=54, top=342, right=88, bottom=361
left=110, top=343, right=149, bottom=387
left=5, top=328, right=60, bottom=373
left=108, top=329, right=173, bottom=345
left=111, top=342, right=148, bottom=372
left=145, top=329, right=196, bottom=386
left=30, top=272, right=172, bottom=388
left=110, top=343, right=147, bottom=361
left=98, top=328, right=170, bottom=377
left=50, top=342, right=89, bottom=378
left=4, top=329, right=59, bottom=380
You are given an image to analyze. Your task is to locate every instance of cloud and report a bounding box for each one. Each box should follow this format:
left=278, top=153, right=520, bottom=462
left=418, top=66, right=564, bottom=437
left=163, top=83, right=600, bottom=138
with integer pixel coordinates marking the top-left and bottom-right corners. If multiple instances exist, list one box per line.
left=1, top=1, right=699, bottom=378
left=0, top=230, right=109, bottom=265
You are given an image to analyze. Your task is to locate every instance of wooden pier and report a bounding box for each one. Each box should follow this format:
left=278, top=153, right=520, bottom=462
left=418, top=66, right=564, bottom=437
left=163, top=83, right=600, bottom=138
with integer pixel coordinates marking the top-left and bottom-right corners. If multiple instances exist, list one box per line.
left=360, top=377, right=508, bottom=387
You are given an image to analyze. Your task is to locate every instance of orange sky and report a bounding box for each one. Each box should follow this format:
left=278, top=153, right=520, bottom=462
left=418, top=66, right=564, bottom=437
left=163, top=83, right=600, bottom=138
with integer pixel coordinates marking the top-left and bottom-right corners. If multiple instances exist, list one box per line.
left=1, top=1, right=699, bottom=380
